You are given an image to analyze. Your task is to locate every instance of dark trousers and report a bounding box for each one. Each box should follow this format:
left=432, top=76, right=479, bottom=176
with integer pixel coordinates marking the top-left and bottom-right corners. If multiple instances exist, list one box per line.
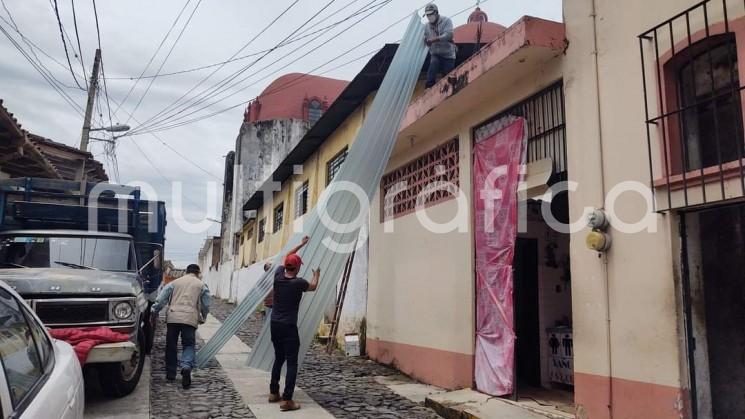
left=426, top=54, right=455, bottom=88
left=270, top=321, right=300, bottom=401
left=165, top=323, right=196, bottom=377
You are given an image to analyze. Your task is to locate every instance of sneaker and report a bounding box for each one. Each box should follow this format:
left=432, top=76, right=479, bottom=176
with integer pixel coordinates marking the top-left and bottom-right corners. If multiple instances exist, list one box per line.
left=268, top=393, right=281, bottom=403
left=166, top=375, right=176, bottom=382
left=279, top=400, right=300, bottom=411
left=181, top=368, right=192, bottom=389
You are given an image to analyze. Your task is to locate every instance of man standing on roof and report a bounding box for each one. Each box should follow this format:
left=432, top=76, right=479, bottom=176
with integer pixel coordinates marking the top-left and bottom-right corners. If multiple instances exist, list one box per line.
left=267, top=235, right=320, bottom=411
left=424, top=3, right=457, bottom=88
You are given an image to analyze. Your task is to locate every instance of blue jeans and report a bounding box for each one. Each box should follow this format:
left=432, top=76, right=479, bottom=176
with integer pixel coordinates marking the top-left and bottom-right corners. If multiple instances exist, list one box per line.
left=270, top=322, right=300, bottom=401
left=166, top=323, right=196, bottom=376
left=426, top=54, right=455, bottom=88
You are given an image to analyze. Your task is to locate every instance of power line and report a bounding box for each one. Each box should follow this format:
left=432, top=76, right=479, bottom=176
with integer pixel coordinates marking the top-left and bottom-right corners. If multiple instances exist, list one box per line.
left=127, top=0, right=398, bottom=135
left=157, top=0, right=388, bottom=128
left=52, top=0, right=85, bottom=89
left=103, top=0, right=368, bottom=81
left=128, top=137, right=211, bottom=211
left=0, top=13, right=85, bottom=83
left=130, top=47, right=380, bottom=136
left=0, top=20, right=85, bottom=116
left=70, top=0, right=88, bottom=89
left=0, top=6, right=81, bottom=91
left=91, top=0, right=114, bottom=130
left=99, top=87, right=223, bottom=180
left=129, top=0, right=355, bottom=136
left=111, top=0, right=192, bottom=117
left=91, top=0, right=119, bottom=183
left=127, top=0, right=489, bottom=136
left=168, top=0, right=392, bottom=128
left=128, top=0, right=304, bottom=133
left=123, top=0, right=204, bottom=125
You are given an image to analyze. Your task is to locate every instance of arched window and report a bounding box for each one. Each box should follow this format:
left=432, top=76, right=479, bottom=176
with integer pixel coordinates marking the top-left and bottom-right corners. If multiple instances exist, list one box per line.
left=676, top=34, right=743, bottom=171
left=308, top=99, right=323, bottom=125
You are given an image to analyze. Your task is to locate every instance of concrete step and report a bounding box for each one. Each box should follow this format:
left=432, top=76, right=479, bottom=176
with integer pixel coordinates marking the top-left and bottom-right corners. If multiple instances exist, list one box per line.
left=425, top=389, right=573, bottom=419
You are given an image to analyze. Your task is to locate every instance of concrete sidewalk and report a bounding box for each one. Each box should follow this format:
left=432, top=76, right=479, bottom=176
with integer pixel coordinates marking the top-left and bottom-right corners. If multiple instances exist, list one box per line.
left=198, top=314, right=335, bottom=419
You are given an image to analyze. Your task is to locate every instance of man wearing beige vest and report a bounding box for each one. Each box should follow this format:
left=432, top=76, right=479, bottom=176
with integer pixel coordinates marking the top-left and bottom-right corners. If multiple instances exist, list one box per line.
left=152, top=264, right=211, bottom=389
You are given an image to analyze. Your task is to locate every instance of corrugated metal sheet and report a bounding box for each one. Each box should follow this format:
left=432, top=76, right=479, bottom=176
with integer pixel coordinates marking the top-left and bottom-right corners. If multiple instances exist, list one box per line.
left=196, top=13, right=427, bottom=369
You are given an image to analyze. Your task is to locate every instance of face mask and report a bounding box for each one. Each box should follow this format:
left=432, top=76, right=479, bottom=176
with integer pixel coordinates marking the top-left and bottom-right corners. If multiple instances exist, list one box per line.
left=427, top=14, right=437, bottom=24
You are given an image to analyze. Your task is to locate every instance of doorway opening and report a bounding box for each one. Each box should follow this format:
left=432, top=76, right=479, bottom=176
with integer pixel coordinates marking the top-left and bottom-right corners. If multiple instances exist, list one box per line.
left=513, top=193, right=574, bottom=417
left=681, top=202, right=745, bottom=419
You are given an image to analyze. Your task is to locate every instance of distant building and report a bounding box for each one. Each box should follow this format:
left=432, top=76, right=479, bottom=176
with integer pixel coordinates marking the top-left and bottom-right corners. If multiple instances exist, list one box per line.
left=219, top=74, right=348, bottom=265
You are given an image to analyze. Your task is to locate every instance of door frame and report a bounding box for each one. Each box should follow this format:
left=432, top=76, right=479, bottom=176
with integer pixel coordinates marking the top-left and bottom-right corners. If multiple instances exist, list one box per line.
left=678, top=212, right=699, bottom=419
left=678, top=200, right=745, bottom=419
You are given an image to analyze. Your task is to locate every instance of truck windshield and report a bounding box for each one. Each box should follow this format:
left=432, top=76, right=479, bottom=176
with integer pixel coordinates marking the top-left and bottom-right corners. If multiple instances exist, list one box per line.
left=0, top=235, right=135, bottom=272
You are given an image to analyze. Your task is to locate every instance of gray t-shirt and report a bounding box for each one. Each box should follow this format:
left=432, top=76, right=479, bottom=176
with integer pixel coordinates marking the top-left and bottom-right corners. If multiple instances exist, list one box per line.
left=271, top=266, right=309, bottom=325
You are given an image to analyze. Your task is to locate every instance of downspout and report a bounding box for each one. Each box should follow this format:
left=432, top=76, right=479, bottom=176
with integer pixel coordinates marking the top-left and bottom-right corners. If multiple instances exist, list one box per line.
left=590, top=0, right=614, bottom=417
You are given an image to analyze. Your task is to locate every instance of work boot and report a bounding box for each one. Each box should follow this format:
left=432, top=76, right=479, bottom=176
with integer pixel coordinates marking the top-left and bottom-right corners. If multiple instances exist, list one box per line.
left=181, top=368, right=192, bottom=389
left=268, top=393, right=281, bottom=403
left=279, top=400, right=300, bottom=411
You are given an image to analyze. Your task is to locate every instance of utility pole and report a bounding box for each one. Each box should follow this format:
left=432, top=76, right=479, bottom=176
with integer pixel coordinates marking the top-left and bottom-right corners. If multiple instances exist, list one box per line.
left=80, top=48, right=101, bottom=151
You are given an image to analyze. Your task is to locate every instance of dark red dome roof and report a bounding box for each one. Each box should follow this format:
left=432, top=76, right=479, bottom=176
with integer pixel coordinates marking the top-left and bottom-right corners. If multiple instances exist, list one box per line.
left=454, top=7, right=506, bottom=44
left=244, top=73, right=348, bottom=123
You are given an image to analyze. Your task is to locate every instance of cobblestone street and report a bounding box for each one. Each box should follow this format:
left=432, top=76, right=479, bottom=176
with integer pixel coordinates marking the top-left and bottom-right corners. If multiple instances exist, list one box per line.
left=149, top=317, right=255, bottom=419
left=209, top=299, right=442, bottom=419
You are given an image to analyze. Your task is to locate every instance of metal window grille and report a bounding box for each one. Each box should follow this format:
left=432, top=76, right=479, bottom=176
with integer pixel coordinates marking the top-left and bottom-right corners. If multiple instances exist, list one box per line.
left=327, top=148, right=348, bottom=185
left=474, top=81, right=567, bottom=175
left=308, top=100, right=323, bottom=125
left=295, top=181, right=309, bottom=218
left=258, top=219, right=266, bottom=243
left=273, top=203, right=284, bottom=233
left=380, top=137, right=460, bottom=221
left=639, top=0, right=745, bottom=211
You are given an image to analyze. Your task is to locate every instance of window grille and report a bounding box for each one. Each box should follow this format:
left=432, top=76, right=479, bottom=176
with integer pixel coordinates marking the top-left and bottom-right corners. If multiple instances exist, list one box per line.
left=639, top=0, right=745, bottom=211
left=327, top=148, right=348, bottom=185
left=258, top=219, right=266, bottom=243
left=295, top=181, right=309, bottom=218
left=273, top=203, right=284, bottom=233
left=380, top=138, right=460, bottom=220
left=474, top=81, right=566, bottom=175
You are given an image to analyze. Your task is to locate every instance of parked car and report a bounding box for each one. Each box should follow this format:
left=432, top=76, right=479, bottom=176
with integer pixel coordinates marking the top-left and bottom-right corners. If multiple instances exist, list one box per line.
left=0, top=280, right=84, bottom=419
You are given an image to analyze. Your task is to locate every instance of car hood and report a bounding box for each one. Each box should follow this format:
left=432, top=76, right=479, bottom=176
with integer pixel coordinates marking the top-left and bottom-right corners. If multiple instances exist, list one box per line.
left=0, top=268, right=142, bottom=296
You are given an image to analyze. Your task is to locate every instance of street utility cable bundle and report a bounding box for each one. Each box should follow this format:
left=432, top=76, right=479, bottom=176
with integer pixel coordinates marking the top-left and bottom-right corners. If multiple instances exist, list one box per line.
left=195, top=13, right=427, bottom=369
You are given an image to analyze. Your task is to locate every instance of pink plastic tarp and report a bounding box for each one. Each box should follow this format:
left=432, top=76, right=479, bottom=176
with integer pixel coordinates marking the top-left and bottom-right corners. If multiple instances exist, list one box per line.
left=472, top=118, right=525, bottom=396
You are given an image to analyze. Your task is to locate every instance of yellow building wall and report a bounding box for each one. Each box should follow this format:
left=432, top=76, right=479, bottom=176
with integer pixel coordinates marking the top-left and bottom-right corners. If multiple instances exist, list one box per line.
left=238, top=96, right=373, bottom=262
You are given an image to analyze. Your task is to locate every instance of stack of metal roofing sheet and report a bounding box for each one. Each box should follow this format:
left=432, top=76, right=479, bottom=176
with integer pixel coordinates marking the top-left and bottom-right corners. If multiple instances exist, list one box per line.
left=196, top=12, right=428, bottom=370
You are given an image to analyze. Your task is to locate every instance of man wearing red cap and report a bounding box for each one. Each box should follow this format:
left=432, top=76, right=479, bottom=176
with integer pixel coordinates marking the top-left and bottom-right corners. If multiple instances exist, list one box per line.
left=268, top=235, right=320, bottom=411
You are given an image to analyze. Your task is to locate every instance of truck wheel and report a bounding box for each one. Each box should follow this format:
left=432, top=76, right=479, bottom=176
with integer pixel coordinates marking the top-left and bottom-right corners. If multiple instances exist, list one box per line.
left=99, top=330, right=146, bottom=397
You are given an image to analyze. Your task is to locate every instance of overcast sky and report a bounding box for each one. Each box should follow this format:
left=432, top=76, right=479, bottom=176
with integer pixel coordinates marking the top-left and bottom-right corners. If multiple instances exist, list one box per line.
left=0, top=0, right=561, bottom=267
